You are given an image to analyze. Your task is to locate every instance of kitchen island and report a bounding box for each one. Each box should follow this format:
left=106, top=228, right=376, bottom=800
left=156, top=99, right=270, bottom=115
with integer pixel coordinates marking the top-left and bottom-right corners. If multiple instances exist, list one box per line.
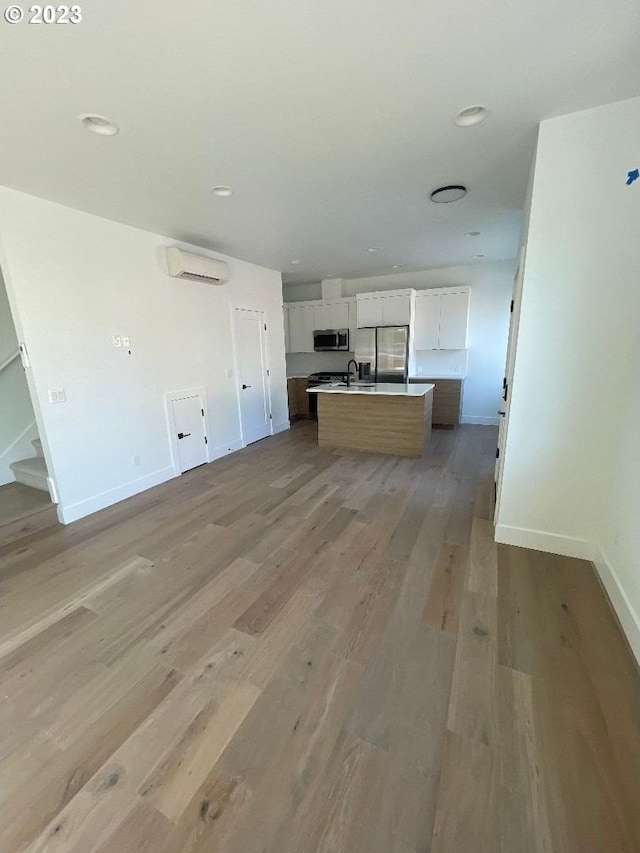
left=307, top=383, right=434, bottom=457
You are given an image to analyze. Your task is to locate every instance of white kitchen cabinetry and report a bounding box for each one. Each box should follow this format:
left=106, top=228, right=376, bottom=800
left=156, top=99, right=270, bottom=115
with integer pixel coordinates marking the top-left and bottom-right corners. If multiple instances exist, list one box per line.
left=356, top=297, right=383, bottom=328
left=439, top=291, right=469, bottom=349
left=413, top=287, right=469, bottom=350
left=286, top=298, right=353, bottom=353
left=381, top=294, right=412, bottom=325
left=329, top=301, right=349, bottom=330
left=313, top=303, right=332, bottom=330
left=287, top=303, right=315, bottom=353
left=356, top=289, right=413, bottom=328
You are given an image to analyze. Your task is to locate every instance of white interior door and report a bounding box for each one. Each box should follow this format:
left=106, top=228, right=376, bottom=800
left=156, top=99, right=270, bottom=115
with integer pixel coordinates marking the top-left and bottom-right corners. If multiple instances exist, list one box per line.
left=171, top=395, right=207, bottom=473
left=495, top=246, right=526, bottom=521
left=235, top=308, right=271, bottom=445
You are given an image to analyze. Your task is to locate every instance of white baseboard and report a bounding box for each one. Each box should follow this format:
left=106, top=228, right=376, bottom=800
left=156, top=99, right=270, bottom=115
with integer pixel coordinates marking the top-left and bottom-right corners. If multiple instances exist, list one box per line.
left=0, top=419, right=38, bottom=485
left=592, top=544, right=640, bottom=665
left=494, top=524, right=596, bottom=561
left=461, top=415, right=500, bottom=426
left=211, top=439, right=244, bottom=461
left=273, top=420, right=290, bottom=435
left=58, top=467, right=176, bottom=525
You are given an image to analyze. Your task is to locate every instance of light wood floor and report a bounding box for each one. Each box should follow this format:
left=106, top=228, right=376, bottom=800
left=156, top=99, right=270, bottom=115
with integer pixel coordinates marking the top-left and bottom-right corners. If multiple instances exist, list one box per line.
left=1, top=423, right=637, bottom=852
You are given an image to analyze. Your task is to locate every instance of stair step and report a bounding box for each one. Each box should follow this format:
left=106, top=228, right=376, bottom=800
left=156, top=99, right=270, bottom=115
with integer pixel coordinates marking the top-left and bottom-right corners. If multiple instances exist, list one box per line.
left=10, top=456, right=50, bottom=493
left=32, top=437, right=44, bottom=457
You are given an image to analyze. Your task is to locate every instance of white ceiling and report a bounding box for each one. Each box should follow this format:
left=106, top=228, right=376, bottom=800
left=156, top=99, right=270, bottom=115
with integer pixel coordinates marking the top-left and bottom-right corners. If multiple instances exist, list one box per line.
left=1, top=0, right=638, bottom=285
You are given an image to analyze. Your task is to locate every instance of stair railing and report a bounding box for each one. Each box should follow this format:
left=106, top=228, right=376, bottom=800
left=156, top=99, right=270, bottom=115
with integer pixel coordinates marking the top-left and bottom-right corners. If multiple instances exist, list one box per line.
left=0, top=349, right=20, bottom=374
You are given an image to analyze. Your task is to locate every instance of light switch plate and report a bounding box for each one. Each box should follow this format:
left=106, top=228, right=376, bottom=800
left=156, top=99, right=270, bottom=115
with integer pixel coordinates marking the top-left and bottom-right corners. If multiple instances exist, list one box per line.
left=122, top=336, right=130, bottom=347
left=112, top=335, right=122, bottom=348
left=48, top=389, right=66, bottom=404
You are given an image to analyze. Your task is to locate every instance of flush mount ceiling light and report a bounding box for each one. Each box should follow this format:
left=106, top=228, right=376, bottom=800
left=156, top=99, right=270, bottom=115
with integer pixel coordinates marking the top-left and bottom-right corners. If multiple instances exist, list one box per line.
left=430, top=185, right=467, bottom=203
left=290, top=259, right=302, bottom=265
left=454, top=105, right=488, bottom=127
left=211, top=186, right=233, bottom=197
left=392, top=264, right=403, bottom=270
left=79, top=114, right=119, bottom=136
left=472, top=254, right=485, bottom=259
left=368, top=247, right=381, bottom=253
left=465, top=231, right=481, bottom=237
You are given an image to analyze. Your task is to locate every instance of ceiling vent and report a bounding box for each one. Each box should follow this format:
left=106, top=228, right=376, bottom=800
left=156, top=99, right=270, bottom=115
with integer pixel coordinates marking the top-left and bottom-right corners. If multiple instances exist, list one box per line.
left=166, top=247, right=229, bottom=284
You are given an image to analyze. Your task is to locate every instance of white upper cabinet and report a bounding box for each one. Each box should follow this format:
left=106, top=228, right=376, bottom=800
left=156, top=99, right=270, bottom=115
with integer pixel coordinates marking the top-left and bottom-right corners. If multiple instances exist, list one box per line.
left=329, top=301, right=349, bottom=330
left=413, top=288, right=469, bottom=350
left=356, top=297, right=383, bottom=328
left=313, top=303, right=332, bottom=330
left=287, top=303, right=315, bottom=353
left=413, top=293, right=440, bottom=350
left=381, top=294, right=411, bottom=325
left=439, top=291, right=469, bottom=349
left=286, top=298, right=352, bottom=352
left=356, top=289, right=413, bottom=328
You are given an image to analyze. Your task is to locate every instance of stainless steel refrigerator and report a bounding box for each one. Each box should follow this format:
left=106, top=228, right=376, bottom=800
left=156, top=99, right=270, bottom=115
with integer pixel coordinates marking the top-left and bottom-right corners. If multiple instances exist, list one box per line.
left=354, top=325, right=409, bottom=383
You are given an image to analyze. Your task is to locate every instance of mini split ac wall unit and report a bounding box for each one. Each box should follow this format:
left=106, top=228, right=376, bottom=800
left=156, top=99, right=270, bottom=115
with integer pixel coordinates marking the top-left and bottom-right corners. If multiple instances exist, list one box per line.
left=166, top=247, right=229, bottom=284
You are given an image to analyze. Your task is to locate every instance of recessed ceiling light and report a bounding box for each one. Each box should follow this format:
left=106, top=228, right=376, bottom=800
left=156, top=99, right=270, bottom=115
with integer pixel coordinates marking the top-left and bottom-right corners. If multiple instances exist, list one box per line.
left=430, top=185, right=467, bottom=203
left=472, top=254, right=485, bottom=259
left=465, top=231, right=481, bottom=237
left=392, top=265, right=403, bottom=270
left=79, top=114, right=119, bottom=136
left=368, top=247, right=381, bottom=253
left=454, top=106, right=488, bottom=127
left=290, top=259, right=301, bottom=265
left=211, top=186, right=233, bottom=197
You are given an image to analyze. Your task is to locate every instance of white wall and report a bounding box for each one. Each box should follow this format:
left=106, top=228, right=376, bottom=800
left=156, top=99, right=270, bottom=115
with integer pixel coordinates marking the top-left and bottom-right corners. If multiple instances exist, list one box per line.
left=0, top=267, right=37, bottom=484
left=0, top=188, right=288, bottom=523
left=284, top=260, right=515, bottom=423
left=496, top=96, right=640, bottom=660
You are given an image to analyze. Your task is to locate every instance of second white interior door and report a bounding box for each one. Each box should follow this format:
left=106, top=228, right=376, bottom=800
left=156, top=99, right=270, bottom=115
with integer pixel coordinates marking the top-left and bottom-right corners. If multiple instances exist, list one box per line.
left=234, top=308, right=271, bottom=445
left=171, top=394, right=207, bottom=473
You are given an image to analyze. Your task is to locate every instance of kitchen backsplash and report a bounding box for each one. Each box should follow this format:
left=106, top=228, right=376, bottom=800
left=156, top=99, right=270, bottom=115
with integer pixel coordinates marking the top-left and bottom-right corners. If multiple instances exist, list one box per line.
left=412, top=349, right=468, bottom=376
left=285, top=351, right=355, bottom=376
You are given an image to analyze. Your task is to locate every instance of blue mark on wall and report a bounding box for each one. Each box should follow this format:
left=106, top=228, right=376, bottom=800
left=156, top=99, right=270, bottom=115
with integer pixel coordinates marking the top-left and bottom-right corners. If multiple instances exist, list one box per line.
left=626, top=168, right=639, bottom=186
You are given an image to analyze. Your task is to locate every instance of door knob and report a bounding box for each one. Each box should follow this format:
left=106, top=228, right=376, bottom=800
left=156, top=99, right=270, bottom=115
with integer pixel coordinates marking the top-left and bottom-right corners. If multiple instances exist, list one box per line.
left=242, top=384, right=252, bottom=389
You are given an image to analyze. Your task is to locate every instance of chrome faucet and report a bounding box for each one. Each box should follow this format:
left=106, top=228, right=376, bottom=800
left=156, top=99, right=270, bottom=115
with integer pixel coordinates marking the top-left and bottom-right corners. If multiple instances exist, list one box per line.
left=346, top=359, right=358, bottom=387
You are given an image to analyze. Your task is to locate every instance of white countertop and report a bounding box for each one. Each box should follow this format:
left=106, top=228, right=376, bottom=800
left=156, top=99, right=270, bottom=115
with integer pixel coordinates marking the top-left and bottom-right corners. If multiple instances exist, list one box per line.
left=306, top=382, right=435, bottom=397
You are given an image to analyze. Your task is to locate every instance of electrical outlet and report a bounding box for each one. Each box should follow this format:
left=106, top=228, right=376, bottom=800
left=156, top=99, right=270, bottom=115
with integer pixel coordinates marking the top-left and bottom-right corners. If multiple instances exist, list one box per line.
left=112, top=335, right=122, bottom=348
left=132, top=455, right=141, bottom=467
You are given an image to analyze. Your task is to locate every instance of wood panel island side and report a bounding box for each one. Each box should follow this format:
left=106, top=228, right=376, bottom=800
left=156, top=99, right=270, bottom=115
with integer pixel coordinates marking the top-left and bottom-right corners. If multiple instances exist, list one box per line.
left=307, top=383, right=435, bottom=457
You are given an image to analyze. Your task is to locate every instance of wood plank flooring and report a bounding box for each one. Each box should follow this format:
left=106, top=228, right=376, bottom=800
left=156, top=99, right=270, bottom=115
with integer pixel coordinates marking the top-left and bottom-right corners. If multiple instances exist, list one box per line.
left=1, top=422, right=637, bottom=852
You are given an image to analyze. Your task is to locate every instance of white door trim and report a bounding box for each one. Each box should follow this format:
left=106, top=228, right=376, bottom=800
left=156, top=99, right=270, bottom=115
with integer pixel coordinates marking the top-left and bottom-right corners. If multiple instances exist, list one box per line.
left=164, top=387, right=211, bottom=475
left=231, top=306, right=273, bottom=447
left=494, top=245, right=526, bottom=525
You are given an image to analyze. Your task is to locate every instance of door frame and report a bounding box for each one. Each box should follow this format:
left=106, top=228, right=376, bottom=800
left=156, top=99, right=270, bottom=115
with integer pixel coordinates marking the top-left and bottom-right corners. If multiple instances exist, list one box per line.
left=164, top=386, right=211, bottom=475
left=494, top=245, right=526, bottom=524
left=231, top=306, right=273, bottom=447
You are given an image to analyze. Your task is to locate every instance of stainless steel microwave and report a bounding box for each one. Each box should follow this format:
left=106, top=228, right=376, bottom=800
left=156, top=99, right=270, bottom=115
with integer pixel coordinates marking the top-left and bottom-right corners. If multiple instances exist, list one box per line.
left=313, top=329, right=350, bottom=351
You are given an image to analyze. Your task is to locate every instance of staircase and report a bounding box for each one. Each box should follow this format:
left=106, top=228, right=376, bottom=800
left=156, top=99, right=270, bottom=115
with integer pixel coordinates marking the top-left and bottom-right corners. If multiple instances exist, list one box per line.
left=10, top=437, right=50, bottom=493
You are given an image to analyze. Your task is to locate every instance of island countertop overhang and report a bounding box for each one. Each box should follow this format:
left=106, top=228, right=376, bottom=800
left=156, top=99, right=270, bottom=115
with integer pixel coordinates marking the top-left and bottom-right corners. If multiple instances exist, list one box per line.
left=306, top=382, right=434, bottom=397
